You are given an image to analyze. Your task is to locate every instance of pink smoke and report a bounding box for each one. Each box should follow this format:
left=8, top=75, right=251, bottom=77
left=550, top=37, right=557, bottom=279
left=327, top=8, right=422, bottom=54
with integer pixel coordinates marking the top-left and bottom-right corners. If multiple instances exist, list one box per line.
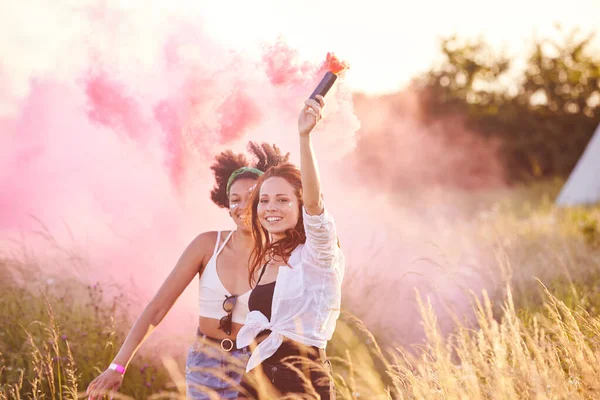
left=0, top=0, right=507, bottom=353
left=0, top=1, right=358, bottom=345
left=328, top=86, right=507, bottom=347
left=349, top=88, right=505, bottom=193
left=262, top=39, right=316, bottom=87
left=86, top=73, right=148, bottom=141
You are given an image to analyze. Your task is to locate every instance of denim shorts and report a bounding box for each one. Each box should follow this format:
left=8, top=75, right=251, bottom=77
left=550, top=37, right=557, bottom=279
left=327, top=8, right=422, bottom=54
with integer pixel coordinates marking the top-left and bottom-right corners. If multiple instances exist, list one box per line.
left=186, top=335, right=250, bottom=399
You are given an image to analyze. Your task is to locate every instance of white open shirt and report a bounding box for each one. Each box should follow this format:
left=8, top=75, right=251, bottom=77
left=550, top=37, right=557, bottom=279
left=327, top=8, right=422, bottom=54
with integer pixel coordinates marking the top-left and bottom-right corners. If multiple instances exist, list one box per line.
left=236, top=207, right=345, bottom=372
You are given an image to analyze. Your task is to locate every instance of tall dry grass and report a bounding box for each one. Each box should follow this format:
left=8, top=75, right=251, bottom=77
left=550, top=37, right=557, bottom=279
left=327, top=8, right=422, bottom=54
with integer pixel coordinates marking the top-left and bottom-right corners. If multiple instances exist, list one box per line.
left=4, top=271, right=600, bottom=399
left=1, top=184, right=600, bottom=399
left=0, top=256, right=177, bottom=399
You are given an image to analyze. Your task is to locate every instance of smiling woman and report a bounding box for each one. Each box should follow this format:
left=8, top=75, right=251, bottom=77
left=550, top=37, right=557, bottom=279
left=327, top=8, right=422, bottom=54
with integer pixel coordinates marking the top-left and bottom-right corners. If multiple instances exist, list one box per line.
left=259, top=179, right=301, bottom=238
left=247, top=170, right=306, bottom=266
left=236, top=96, right=345, bottom=399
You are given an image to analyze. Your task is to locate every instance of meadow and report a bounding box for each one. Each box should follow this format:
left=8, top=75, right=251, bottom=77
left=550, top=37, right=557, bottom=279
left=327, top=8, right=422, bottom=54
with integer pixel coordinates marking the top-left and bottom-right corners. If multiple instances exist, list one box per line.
left=1, top=181, right=599, bottom=399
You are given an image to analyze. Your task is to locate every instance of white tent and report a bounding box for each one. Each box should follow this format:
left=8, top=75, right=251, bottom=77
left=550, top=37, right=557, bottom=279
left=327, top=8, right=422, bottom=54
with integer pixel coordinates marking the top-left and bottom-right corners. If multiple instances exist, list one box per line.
left=556, top=123, right=600, bottom=206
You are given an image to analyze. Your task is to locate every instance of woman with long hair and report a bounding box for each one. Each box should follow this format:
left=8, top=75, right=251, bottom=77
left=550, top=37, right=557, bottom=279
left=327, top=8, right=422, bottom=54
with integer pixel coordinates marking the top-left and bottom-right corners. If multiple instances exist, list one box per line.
left=236, top=95, right=345, bottom=399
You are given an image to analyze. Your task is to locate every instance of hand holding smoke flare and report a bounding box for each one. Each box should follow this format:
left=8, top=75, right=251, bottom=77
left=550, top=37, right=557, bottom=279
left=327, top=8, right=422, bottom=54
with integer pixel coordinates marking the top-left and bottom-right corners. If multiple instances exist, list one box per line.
left=309, top=52, right=349, bottom=102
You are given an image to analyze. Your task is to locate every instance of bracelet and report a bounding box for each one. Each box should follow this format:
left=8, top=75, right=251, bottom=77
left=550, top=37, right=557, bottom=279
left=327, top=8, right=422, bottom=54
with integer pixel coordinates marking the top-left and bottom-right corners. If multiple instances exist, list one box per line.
left=109, top=363, right=126, bottom=375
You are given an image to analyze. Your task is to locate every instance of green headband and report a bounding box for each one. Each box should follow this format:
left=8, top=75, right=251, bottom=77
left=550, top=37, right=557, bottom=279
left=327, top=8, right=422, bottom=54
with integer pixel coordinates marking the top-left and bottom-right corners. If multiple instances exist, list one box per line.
left=226, top=167, right=264, bottom=196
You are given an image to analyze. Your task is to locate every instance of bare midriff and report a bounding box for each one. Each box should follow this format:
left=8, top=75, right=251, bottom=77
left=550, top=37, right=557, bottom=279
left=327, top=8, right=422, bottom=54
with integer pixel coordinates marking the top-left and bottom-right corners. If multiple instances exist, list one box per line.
left=197, top=316, right=244, bottom=340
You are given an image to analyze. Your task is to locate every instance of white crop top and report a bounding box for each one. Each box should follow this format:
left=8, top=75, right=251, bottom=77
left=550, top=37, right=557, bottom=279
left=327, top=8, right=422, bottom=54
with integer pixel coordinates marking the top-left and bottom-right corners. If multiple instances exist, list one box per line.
left=198, top=231, right=250, bottom=324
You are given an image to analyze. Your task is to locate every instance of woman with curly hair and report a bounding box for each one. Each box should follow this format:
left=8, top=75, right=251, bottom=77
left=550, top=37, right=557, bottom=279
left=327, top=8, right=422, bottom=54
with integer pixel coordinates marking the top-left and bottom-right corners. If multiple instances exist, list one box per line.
left=86, top=142, right=289, bottom=400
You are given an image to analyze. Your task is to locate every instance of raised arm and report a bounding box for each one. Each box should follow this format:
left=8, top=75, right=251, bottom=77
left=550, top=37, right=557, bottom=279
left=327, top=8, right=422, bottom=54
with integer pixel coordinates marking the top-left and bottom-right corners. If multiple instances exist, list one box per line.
left=86, top=232, right=213, bottom=400
left=298, top=95, right=325, bottom=216
left=297, top=95, right=340, bottom=270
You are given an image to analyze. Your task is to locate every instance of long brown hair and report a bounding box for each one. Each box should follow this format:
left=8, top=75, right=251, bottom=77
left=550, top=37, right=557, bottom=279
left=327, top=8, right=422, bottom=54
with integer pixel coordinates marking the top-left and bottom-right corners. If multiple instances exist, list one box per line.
left=245, top=163, right=306, bottom=286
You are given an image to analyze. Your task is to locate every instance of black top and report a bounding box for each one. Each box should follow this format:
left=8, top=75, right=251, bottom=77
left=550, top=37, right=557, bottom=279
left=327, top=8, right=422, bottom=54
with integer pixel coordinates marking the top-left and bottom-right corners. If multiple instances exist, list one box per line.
left=248, top=265, right=276, bottom=321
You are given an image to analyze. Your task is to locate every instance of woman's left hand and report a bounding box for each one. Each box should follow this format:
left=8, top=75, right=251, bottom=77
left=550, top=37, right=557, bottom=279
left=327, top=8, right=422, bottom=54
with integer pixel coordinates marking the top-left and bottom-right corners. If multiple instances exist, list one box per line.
left=298, top=95, right=325, bottom=136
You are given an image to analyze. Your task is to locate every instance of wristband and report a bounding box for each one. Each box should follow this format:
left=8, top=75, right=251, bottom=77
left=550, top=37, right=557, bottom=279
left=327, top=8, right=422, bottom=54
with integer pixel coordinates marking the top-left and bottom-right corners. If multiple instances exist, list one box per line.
left=109, top=363, right=126, bottom=375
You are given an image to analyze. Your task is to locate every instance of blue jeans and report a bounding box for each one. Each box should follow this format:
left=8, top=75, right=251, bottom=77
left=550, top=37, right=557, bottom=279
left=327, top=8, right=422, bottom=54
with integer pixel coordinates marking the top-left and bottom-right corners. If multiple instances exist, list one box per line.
left=186, top=336, right=250, bottom=399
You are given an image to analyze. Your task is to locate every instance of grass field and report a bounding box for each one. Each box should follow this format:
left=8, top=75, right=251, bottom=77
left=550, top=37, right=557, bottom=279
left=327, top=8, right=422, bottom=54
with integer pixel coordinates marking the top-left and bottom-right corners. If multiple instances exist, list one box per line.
left=1, top=181, right=599, bottom=399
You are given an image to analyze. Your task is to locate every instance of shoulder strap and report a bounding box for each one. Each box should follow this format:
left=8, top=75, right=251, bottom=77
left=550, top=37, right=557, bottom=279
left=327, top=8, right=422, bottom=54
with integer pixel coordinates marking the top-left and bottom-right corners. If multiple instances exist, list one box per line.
left=212, top=231, right=222, bottom=256
left=256, top=264, right=268, bottom=285
left=215, top=231, right=234, bottom=256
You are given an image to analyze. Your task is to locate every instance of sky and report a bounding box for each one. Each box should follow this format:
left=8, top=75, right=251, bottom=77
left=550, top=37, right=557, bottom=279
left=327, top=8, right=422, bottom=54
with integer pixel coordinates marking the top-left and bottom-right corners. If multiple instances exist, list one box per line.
left=3, top=0, right=599, bottom=99
left=193, top=0, right=600, bottom=94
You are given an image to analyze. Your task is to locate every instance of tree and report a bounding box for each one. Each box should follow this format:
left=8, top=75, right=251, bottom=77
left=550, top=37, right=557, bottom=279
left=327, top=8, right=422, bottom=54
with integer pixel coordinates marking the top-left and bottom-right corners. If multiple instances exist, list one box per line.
left=418, top=29, right=600, bottom=182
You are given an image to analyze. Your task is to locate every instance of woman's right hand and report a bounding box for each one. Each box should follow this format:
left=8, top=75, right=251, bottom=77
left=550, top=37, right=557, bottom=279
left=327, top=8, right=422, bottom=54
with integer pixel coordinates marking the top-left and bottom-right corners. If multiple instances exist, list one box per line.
left=298, top=95, right=324, bottom=137
left=86, top=368, right=124, bottom=399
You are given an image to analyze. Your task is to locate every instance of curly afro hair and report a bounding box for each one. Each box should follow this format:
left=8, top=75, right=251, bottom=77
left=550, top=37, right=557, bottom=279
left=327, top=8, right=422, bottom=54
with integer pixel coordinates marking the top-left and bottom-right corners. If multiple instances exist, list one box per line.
left=210, top=142, right=290, bottom=209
